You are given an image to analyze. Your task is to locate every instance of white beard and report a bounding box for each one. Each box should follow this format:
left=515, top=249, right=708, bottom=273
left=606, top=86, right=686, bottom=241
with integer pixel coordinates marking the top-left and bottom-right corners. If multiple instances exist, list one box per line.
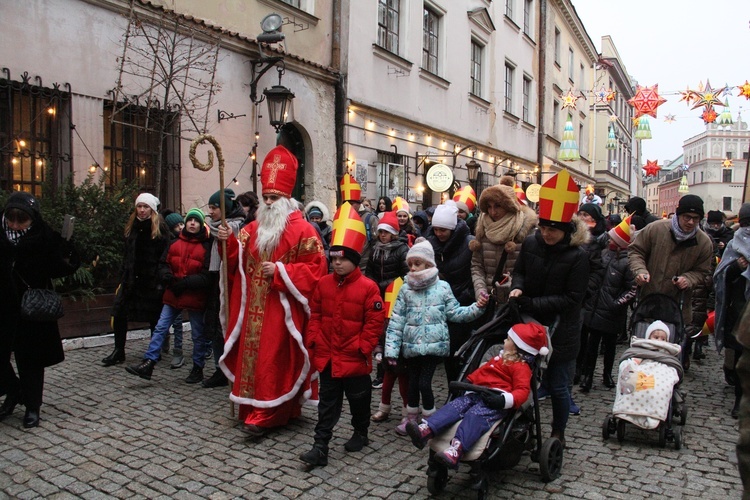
left=255, top=196, right=296, bottom=256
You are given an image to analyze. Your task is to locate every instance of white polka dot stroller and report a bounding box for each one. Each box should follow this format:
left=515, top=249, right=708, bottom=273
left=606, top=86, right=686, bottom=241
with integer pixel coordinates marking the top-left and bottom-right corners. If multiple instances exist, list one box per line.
left=602, top=293, right=687, bottom=449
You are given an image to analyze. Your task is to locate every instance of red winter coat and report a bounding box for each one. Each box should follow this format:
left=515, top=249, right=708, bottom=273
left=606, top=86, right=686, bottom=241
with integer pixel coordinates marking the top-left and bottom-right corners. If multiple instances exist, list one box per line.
left=307, top=268, right=385, bottom=377
left=466, top=355, right=532, bottom=409
left=159, top=228, right=212, bottom=311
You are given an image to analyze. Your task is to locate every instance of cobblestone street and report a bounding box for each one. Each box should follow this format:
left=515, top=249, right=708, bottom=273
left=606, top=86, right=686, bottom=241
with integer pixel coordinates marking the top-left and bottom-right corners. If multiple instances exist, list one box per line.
left=0, top=334, right=743, bottom=499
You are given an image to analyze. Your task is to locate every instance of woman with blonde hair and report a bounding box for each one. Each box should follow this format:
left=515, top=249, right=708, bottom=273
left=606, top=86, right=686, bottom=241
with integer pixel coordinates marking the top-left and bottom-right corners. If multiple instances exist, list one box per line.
left=102, top=193, right=169, bottom=366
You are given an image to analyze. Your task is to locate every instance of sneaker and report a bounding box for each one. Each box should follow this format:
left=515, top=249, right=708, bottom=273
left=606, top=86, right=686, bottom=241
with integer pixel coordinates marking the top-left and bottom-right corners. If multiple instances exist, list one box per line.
left=204, top=346, right=213, bottom=361
left=371, top=377, right=383, bottom=389
left=405, top=421, right=433, bottom=450
left=170, top=350, right=184, bottom=369
left=202, top=370, right=228, bottom=388
left=569, top=396, right=581, bottom=416
left=299, top=446, right=328, bottom=467
left=185, top=365, right=203, bottom=384
left=536, top=385, right=550, bottom=401
left=434, top=439, right=463, bottom=470
left=343, top=432, right=369, bottom=452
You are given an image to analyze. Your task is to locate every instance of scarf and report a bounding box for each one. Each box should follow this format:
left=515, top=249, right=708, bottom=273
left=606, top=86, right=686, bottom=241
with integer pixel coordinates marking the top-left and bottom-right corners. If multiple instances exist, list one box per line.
left=406, top=266, right=439, bottom=290
left=476, top=210, right=526, bottom=245
left=3, top=215, right=31, bottom=245
left=713, top=226, right=750, bottom=349
left=371, top=239, right=402, bottom=263
left=670, top=215, right=697, bottom=242
left=206, top=216, right=244, bottom=272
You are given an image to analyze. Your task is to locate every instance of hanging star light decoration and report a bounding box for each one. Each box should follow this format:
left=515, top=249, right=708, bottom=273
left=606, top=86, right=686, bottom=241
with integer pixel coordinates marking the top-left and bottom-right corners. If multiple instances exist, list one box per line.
left=642, top=159, right=661, bottom=177
left=594, top=86, right=609, bottom=104
left=701, top=107, right=718, bottom=124
left=560, top=89, right=583, bottom=110
left=609, top=114, right=619, bottom=123
left=664, top=114, right=677, bottom=123
left=678, top=86, right=696, bottom=106
left=691, top=79, right=726, bottom=110
left=738, top=81, right=750, bottom=100
left=628, top=84, right=667, bottom=118
left=723, top=83, right=733, bottom=97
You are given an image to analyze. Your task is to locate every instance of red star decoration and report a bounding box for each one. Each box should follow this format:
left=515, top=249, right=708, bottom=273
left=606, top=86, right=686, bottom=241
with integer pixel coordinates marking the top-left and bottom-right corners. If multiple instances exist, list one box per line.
left=628, top=84, right=667, bottom=118
left=642, top=160, right=661, bottom=177
left=738, top=80, right=750, bottom=100
left=701, top=107, right=718, bottom=123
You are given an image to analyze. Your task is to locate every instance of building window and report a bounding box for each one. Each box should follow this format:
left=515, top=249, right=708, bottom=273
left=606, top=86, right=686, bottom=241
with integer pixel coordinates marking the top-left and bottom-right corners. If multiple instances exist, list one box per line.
left=522, top=76, right=531, bottom=122
left=568, top=47, right=575, bottom=82
left=470, top=41, right=483, bottom=97
left=279, top=0, right=300, bottom=7
left=422, top=7, right=440, bottom=74
left=523, top=0, right=533, bottom=36
left=553, top=100, right=560, bottom=137
left=727, top=151, right=733, bottom=159
left=504, top=63, right=515, bottom=114
left=505, top=0, right=513, bottom=19
left=554, top=28, right=561, bottom=65
left=579, top=123, right=584, bottom=154
left=723, top=168, right=732, bottom=183
left=377, top=0, right=400, bottom=53
left=0, top=74, right=72, bottom=195
left=724, top=196, right=732, bottom=211
left=103, top=102, right=181, bottom=206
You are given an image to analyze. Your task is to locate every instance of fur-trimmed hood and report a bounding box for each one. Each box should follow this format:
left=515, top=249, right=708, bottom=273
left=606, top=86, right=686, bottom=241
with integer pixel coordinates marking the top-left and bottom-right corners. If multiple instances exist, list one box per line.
left=304, top=200, right=331, bottom=221
left=477, top=183, right=519, bottom=215
left=568, top=215, right=592, bottom=247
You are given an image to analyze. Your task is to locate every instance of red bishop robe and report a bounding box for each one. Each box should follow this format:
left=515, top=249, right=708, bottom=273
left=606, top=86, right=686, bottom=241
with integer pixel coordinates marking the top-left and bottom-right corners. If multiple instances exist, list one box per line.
left=219, top=210, right=327, bottom=428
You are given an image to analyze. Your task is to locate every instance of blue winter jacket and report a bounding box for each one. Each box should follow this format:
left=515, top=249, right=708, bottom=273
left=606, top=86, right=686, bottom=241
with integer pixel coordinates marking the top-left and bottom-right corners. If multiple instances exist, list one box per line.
left=384, top=278, right=484, bottom=359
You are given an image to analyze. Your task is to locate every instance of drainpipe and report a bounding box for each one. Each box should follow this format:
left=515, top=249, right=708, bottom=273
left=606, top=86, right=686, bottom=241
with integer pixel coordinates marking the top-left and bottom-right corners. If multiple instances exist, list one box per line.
left=332, top=0, right=346, bottom=188
left=536, top=0, right=547, bottom=185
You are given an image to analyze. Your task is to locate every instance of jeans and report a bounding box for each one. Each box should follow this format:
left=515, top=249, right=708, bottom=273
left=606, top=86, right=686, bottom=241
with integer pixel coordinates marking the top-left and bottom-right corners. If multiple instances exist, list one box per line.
left=144, top=304, right=208, bottom=367
left=172, top=311, right=184, bottom=350
left=543, top=357, right=574, bottom=433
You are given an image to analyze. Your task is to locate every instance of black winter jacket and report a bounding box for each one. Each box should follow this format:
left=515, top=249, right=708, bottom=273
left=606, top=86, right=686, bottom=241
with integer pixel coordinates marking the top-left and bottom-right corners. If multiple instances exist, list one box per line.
left=0, top=215, right=80, bottom=368
left=511, top=220, right=590, bottom=362
left=427, top=219, right=475, bottom=306
left=365, top=239, right=410, bottom=297
left=584, top=247, right=635, bottom=333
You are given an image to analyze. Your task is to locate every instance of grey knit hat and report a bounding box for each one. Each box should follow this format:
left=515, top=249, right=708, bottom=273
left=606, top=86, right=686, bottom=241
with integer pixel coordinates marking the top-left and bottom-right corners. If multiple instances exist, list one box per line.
left=406, top=238, right=436, bottom=267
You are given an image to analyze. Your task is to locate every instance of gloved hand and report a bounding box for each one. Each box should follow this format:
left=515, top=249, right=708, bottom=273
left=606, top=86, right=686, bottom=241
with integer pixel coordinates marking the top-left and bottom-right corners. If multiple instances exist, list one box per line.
left=170, top=278, right=188, bottom=296
left=481, top=391, right=506, bottom=410
left=385, top=357, right=398, bottom=367
left=374, top=353, right=383, bottom=362
left=514, top=295, right=533, bottom=312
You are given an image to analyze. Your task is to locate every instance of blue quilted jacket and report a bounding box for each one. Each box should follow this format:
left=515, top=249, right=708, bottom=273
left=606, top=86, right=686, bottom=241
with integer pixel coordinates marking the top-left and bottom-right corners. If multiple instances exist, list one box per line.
left=385, top=279, right=484, bottom=359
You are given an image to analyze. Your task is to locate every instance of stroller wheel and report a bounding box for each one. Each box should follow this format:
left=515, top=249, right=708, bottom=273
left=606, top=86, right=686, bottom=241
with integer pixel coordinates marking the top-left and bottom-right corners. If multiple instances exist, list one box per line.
left=602, top=416, right=614, bottom=440
left=658, top=423, right=667, bottom=448
left=427, top=466, right=449, bottom=495
left=616, top=419, right=626, bottom=442
left=673, top=426, right=683, bottom=450
left=539, top=437, right=564, bottom=482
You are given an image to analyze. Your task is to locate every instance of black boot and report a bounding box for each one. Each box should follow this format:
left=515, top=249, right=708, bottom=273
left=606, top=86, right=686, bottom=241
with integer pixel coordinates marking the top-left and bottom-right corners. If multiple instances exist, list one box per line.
left=202, top=370, right=228, bottom=388
left=125, top=359, right=156, bottom=380
left=344, top=431, right=369, bottom=452
left=102, top=347, right=125, bottom=367
left=603, top=373, right=616, bottom=389
left=693, top=342, right=706, bottom=360
left=23, top=408, right=40, bottom=428
left=0, top=391, right=20, bottom=420
left=579, top=374, right=592, bottom=393
left=299, top=446, right=328, bottom=466
left=732, top=399, right=741, bottom=419
left=185, top=365, right=203, bottom=384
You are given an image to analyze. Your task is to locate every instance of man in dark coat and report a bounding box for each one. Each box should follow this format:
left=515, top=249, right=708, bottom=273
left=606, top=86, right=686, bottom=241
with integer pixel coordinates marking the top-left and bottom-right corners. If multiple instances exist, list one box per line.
left=426, top=204, right=475, bottom=381
left=0, top=192, right=80, bottom=427
left=624, top=196, right=660, bottom=226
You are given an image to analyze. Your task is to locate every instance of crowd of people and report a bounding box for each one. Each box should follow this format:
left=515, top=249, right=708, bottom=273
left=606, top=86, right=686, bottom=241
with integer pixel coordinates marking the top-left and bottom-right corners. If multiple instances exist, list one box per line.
left=2, top=153, right=749, bottom=494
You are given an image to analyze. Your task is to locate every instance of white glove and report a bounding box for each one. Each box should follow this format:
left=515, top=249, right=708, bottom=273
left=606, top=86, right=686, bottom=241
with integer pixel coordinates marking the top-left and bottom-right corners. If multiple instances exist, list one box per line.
left=375, top=353, right=383, bottom=362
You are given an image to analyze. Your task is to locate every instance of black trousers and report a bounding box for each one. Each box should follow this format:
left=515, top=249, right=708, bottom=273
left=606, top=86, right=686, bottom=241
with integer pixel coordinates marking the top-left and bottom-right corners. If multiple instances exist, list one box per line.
left=0, top=348, right=44, bottom=410
left=583, top=327, right=617, bottom=380
left=313, top=366, right=371, bottom=453
left=113, top=316, right=157, bottom=350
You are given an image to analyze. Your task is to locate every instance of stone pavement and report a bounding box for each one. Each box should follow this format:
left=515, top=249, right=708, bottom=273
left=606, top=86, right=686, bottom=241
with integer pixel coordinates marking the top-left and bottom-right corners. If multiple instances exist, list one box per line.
left=0, top=333, right=743, bottom=499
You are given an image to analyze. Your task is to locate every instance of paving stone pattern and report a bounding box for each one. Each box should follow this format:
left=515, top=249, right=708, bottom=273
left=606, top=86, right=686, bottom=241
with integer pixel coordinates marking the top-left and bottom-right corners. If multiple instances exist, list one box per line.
left=0, top=336, right=743, bottom=499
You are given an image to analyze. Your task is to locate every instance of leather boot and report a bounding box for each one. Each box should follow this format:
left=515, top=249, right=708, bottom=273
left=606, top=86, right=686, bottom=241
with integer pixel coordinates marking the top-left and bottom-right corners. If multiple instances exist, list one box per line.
left=125, top=359, right=156, bottom=380
left=102, top=347, right=125, bottom=367
left=603, top=373, right=616, bottom=389
left=579, top=374, right=592, bottom=393
left=0, top=391, right=20, bottom=420
left=23, top=408, right=40, bottom=428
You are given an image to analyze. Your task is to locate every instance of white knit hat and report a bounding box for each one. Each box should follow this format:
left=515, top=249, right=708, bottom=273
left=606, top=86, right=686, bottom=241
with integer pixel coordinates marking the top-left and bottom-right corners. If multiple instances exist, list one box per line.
left=135, top=193, right=160, bottom=212
left=406, top=238, right=436, bottom=267
left=645, top=320, right=670, bottom=340
left=431, top=204, right=458, bottom=230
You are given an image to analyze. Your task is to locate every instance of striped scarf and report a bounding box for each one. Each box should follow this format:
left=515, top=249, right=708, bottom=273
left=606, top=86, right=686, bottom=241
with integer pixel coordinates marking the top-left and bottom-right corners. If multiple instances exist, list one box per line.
left=3, top=215, right=31, bottom=245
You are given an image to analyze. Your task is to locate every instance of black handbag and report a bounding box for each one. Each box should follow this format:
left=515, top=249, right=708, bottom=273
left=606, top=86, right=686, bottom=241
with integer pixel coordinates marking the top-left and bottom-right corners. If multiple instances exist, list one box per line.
left=14, top=265, right=64, bottom=322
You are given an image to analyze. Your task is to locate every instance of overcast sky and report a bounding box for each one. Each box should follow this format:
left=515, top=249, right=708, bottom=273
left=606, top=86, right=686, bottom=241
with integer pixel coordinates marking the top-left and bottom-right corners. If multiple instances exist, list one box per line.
left=571, top=0, right=750, bottom=167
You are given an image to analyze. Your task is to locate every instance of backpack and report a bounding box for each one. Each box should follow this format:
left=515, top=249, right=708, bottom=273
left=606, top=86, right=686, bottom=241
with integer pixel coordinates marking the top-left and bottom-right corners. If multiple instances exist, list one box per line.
left=362, top=211, right=378, bottom=242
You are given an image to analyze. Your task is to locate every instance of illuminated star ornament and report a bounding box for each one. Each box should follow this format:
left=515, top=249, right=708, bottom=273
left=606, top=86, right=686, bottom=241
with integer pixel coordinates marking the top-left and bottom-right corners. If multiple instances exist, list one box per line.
left=664, top=114, right=676, bottom=123
left=690, top=79, right=726, bottom=110
left=560, top=89, right=582, bottom=110
left=594, top=86, right=615, bottom=104
left=642, top=160, right=661, bottom=177
left=678, top=86, right=696, bottom=106
left=608, top=114, right=619, bottom=123
left=628, top=84, right=667, bottom=118
left=701, top=107, right=718, bottom=124
left=738, top=80, right=750, bottom=100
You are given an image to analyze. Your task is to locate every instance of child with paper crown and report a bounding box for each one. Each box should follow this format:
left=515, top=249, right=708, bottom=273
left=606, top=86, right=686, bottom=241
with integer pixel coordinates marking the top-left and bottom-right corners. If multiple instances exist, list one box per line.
left=300, top=203, right=385, bottom=468
left=579, top=215, right=637, bottom=392
left=406, top=322, right=547, bottom=469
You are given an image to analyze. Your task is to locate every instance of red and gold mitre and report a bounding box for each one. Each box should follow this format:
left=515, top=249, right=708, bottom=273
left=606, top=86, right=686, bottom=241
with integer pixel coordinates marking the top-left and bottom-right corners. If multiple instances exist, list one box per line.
left=384, top=277, right=404, bottom=318
left=392, top=196, right=410, bottom=214
left=514, top=183, right=528, bottom=205
left=330, top=202, right=367, bottom=254
left=538, top=169, right=580, bottom=223
left=340, top=174, right=362, bottom=203
left=260, top=145, right=298, bottom=197
left=452, top=186, right=477, bottom=213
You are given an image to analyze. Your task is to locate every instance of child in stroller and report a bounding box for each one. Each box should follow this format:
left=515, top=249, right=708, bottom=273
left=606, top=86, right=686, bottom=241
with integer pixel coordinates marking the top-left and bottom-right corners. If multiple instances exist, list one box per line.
left=604, top=319, right=685, bottom=448
left=405, top=323, right=548, bottom=469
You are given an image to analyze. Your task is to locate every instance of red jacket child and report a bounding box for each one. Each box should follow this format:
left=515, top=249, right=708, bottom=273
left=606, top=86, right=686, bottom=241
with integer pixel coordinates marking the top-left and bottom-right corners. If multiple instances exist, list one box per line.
left=159, top=220, right=212, bottom=312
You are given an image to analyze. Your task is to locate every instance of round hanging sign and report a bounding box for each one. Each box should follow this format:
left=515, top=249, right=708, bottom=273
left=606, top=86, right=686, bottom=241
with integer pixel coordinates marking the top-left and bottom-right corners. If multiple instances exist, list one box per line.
left=526, top=183, right=541, bottom=203
left=426, top=164, right=454, bottom=192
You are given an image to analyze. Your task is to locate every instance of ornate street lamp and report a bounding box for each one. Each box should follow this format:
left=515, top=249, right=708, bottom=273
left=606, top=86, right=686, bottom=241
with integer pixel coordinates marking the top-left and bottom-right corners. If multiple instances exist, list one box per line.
left=466, top=159, right=481, bottom=185
left=263, top=82, right=295, bottom=132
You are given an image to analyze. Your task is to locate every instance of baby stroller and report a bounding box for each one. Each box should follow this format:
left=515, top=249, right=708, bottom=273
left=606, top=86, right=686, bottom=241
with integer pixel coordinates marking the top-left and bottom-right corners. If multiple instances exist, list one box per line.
left=602, top=293, right=687, bottom=449
left=422, top=304, right=563, bottom=499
